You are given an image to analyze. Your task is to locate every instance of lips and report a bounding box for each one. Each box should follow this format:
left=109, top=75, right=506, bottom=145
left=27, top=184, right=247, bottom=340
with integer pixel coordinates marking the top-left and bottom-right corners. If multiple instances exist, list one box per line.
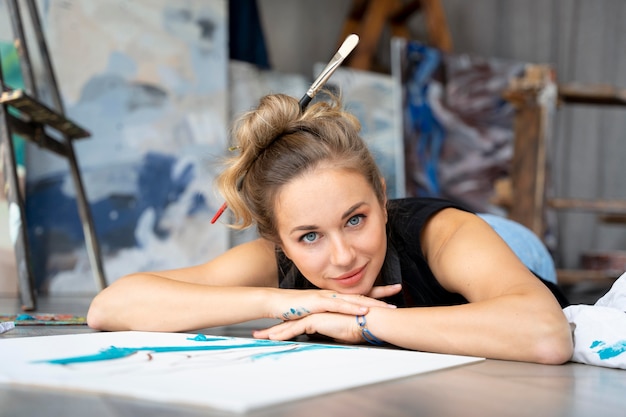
left=332, top=265, right=366, bottom=287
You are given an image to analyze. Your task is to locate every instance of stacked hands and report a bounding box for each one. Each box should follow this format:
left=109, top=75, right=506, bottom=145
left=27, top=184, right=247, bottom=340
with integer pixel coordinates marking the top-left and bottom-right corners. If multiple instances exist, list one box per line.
left=252, top=284, right=401, bottom=345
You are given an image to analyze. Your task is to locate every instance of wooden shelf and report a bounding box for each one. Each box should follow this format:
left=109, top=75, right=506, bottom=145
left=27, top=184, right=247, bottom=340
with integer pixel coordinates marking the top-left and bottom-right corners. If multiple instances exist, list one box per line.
left=558, top=83, right=626, bottom=107
left=548, top=198, right=626, bottom=214
left=505, top=69, right=626, bottom=287
left=598, top=213, right=626, bottom=224
left=557, top=269, right=622, bottom=286
left=0, top=89, right=90, bottom=139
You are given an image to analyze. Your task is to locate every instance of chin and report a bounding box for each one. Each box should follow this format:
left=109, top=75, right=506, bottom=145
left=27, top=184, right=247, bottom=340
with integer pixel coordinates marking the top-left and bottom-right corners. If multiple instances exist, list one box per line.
left=336, top=287, right=366, bottom=295
left=336, top=280, right=375, bottom=296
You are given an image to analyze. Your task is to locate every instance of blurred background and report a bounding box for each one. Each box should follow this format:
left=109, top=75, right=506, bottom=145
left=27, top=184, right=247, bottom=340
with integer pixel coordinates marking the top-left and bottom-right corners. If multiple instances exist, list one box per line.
left=1, top=0, right=624, bottom=306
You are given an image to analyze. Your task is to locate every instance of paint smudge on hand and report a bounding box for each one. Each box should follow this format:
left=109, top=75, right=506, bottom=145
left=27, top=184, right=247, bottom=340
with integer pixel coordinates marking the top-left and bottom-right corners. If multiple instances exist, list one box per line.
left=280, top=307, right=311, bottom=320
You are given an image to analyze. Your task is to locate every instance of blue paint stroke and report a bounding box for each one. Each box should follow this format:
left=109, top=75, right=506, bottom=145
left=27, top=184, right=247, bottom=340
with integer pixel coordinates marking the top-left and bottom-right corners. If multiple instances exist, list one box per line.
left=248, top=344, right=345, bottom=361
left=589, top=340, right=626, bottom=360
left=36, top=335, right=351, bottom=365
left=25, top=152, right=207, bottom=290
left=187, top=334, right=227, bottom=342
left=404, top=42, right=444, bottom=198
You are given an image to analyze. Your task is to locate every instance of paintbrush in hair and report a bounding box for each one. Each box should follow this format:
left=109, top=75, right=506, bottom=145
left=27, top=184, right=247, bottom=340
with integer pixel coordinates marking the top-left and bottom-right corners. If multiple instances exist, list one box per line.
left=211, top=34, right=360, bottom=224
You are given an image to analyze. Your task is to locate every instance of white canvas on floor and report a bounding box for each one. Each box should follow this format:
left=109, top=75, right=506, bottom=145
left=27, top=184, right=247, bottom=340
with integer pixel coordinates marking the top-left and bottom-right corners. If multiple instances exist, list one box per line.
left=0, top=331, right=483, bottom=413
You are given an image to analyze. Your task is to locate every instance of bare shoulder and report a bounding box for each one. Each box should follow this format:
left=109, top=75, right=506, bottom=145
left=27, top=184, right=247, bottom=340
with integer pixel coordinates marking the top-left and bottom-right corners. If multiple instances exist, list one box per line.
left=420, top=207, right=476, bottom=261
left=421, top=208, right=537, bottom=300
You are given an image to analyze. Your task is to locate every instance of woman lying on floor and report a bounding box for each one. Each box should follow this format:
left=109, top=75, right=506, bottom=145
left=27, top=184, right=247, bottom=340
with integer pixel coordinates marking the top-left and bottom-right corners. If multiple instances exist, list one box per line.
left=88, top=93, right=574, bottom=365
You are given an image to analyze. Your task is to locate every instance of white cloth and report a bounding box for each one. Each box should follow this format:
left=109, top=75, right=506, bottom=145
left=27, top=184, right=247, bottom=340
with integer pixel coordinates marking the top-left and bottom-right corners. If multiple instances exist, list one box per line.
left=563, top=272, right=626, bottom=369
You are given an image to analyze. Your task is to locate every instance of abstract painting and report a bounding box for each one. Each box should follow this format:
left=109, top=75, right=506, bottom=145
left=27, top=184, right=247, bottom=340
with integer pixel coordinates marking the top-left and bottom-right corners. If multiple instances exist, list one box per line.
left=392, top=39, right=525, bottom=214
left=22, top=0, right=229, bottom=293
left=0, top=331, right=483, bottom=412
left=317, top=64, right=405, bottom=199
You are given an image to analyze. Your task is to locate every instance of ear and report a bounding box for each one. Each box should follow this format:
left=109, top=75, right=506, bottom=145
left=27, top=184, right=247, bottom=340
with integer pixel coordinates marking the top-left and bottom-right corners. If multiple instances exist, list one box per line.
left=277, top=242, right=291, bottom=260
left=380, top=177, right=388, bottom=222
left=380, top=176, right=387, bottom=198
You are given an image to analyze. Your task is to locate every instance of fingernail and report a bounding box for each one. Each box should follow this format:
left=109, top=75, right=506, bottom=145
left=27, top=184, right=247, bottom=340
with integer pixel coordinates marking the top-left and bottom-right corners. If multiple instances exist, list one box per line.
left=387, top=304, right=397, bottom=309
left=359, top=307, right=368, bottom=312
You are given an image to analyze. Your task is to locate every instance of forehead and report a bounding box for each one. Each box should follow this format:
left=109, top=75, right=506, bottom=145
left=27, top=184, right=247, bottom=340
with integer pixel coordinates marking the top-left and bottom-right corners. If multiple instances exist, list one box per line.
left=274, top=167, right=376, bottom=228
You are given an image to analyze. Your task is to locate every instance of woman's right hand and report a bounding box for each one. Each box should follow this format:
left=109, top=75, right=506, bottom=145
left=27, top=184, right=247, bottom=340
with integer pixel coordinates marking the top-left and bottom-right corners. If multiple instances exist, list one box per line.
left=367, top=283, right=403, bottom=300
left=269, top=285, right=400, bottom=321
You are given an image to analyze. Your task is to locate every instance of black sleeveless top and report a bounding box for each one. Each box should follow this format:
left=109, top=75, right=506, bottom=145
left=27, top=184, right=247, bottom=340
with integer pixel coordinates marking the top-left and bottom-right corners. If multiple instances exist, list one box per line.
left=277, top=197, right=569, bottom=308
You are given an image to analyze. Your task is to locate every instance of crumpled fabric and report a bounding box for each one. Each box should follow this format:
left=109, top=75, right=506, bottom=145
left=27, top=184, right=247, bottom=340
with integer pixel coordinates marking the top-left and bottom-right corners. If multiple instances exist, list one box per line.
left=563, top=272, right=626, bottom=369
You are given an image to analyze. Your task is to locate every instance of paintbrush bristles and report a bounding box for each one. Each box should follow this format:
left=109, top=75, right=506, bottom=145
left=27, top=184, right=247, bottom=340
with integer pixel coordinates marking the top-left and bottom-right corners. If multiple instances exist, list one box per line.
left=305, top=34, right=360, bottom=98
left=338, top=34, right=359, bottom=58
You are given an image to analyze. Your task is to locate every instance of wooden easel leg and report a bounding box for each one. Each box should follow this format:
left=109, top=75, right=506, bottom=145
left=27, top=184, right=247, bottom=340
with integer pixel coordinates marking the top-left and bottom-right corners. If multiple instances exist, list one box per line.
left=65, top=145, right=108, bottom=291
left=419, top=0, right=453, bottom=52
left=504, top=66, right=555, bottom=238
left=340, top=0, right=454, bottom=71
left=342, top=0, right=401, bottom=70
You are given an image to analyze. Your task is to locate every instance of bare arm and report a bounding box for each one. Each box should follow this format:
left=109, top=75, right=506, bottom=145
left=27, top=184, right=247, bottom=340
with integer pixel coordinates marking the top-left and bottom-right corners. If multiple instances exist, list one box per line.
left=254, top=210, right=573, bottom=364
left=87, top=239, right=278, bottom=331
left=87, top=239, right=397, bottom=332
left=366, top=209, right=573, bottom=364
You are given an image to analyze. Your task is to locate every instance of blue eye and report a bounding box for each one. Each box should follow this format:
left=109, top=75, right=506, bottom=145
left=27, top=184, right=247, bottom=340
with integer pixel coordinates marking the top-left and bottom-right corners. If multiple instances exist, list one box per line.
left=301, top=232, right=318, bottom=243
left=347, top=215, right=364, bottom=226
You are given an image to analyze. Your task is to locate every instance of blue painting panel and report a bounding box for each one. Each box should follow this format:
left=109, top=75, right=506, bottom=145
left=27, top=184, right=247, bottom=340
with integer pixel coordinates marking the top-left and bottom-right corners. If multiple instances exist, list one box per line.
left=25, top=0, right=229, bottom=293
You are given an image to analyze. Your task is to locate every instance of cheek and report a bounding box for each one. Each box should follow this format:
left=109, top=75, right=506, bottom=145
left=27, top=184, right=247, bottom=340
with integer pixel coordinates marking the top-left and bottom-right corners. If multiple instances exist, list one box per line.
left=283, top=246, right=327, bottom=281
left=366, top=222, right=388, bottom=271
left=365, top=220, right=387, bottom=253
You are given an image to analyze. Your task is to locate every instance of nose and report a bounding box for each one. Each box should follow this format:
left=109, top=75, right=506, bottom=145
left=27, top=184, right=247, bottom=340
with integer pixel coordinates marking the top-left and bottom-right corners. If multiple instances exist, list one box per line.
left=329, top=234, right=355, bottom=266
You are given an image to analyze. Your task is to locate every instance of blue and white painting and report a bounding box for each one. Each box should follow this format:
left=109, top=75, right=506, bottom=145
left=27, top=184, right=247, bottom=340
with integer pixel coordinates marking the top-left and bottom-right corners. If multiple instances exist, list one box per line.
left=24, top=0, right=229, bottom=293
left=316, top=64, right=405, bottom=199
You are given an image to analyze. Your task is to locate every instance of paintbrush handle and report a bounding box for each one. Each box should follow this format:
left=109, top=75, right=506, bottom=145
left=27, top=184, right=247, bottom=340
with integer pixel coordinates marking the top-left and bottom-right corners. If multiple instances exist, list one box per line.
left=299, top=94, right=312, bottom=111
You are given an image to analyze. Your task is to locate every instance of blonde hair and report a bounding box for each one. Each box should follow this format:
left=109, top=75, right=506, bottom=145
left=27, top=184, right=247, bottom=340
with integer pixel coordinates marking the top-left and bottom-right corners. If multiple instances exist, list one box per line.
left=216, top=93, right=385, bottom=244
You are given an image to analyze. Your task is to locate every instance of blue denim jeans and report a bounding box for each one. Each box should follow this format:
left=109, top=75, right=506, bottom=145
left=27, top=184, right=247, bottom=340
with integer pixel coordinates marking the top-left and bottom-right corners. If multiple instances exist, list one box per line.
left=477, top=213, right=557, bottom=284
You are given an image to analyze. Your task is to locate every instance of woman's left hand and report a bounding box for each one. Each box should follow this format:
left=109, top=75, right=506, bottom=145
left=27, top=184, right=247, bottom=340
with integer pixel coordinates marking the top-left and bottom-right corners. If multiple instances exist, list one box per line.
left=252, top=312, right=364, bottom=345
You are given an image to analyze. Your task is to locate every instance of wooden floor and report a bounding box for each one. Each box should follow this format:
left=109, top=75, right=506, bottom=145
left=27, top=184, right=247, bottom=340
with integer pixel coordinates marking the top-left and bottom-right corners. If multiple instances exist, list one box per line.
left=2, top=292, right=625, bottom=417
left=1, top=281, right=624, bottom=417
left=0, top=294, right=93, bottom=316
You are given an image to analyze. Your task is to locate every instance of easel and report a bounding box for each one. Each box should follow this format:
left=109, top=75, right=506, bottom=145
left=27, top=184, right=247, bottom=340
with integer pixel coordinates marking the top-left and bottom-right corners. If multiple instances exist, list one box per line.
left=0, top=0, right=107, bottom=310
left=339, top=0, right=453, bottom=71
left=505, top=66, right=626, bottom=286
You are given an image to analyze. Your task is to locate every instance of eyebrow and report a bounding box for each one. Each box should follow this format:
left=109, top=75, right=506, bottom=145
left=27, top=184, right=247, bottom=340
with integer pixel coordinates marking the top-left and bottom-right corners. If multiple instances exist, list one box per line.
left=288, top=202, right=366, bottom=235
